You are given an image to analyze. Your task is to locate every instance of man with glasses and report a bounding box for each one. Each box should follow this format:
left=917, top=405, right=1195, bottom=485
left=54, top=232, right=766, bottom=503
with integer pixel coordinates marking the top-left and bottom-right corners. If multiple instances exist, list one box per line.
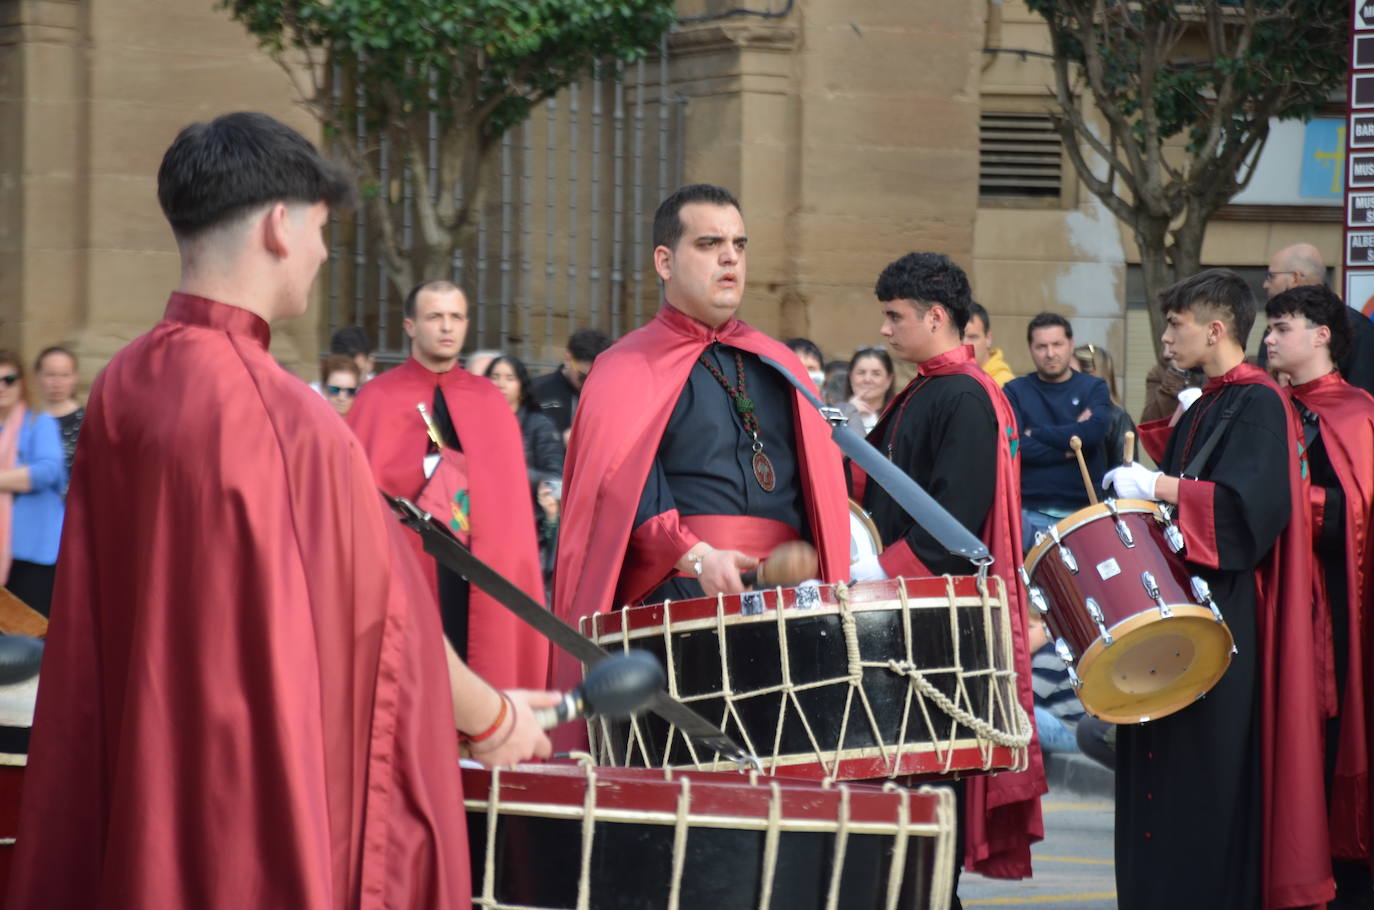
left=1262, top=242, right=1374, bottom=396
left=349, top=280, right=549, bottom=694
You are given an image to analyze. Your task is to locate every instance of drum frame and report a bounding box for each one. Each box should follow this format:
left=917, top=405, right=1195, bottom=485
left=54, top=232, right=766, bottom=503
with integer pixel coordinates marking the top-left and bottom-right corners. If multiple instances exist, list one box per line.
left=584, top=576, right=1030, bottom=780
left=464, top=760, right=956, bottom=910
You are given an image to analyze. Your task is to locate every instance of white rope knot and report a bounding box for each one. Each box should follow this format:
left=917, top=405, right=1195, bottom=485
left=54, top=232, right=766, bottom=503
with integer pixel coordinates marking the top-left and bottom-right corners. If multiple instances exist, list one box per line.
left=835, top=583, right=865, bottom=684
left=885, top=658, right=1032, bottom=750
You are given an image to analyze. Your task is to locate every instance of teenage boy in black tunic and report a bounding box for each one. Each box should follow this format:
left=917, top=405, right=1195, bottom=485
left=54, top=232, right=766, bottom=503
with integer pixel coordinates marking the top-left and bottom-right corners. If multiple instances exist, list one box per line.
left=1105, top=268, right=1332, bottom=909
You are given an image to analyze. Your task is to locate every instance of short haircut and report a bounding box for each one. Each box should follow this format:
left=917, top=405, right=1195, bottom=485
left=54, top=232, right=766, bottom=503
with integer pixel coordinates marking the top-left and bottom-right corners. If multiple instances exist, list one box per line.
left=330, top=325, right=372, bottom=357
left=0, top=351, right=32, bottom=410
left=652, top=184, right=741, bottom=252
left=157, top=112, right=353, bottom=240
left=485, top=354, right=534, bottom=409
left=567, top=328, right=613, bottom=362
left=320, top=354, right=361, bottom=386
left=1026, top=311, right=1073, bottom=344
left=786, top=338, right=825, bottom=365
left=966, top=301, right=991, bottom=333
left=873, top=252, right=974, bottom=334
left=1159, top=268, right=1256, bottom=346
left=1266, top=284, right=1351, bottom=364
left=403, top=279, right=463, bottom=320
left=35, top=346, right=77, bottom=372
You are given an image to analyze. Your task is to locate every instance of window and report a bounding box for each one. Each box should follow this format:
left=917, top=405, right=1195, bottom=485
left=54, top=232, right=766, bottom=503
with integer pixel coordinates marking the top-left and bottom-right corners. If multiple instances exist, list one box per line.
left=979, top=112, right=1064, bottom=204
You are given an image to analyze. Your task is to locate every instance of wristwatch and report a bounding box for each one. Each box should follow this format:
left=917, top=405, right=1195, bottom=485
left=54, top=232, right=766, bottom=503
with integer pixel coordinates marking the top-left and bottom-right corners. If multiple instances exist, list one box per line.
left=688, top=550, right=707, bottom=577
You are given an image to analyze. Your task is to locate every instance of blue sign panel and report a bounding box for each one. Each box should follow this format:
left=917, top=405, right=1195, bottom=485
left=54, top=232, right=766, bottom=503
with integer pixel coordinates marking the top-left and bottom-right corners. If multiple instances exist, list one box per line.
left=1302, top=119, right=1346, bottom=198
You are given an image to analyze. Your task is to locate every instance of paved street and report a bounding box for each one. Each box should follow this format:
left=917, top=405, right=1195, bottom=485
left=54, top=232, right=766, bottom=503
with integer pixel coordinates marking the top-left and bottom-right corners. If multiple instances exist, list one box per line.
left=960, top=794, right=1117, bottom=909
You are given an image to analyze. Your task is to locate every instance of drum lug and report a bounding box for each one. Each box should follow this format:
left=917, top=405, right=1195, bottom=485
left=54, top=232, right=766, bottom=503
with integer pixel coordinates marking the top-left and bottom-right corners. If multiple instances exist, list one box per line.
left=1104, top=498, right=1135, bottom=548
left=740, top=591, right=765, bottom=616
left=1084, top=597, right=1113, bottom=646
left=1141, top=571, right=1172, bottom=618
left=1190, top=576, right=1224, bottom=623
left=1049, top=525, right=1078, bottom=574
left=1018, top=565, right=1032, bottom=589
left=1028, top=585, right=1050, bottom=616
left=1156, top=504, right=1186, bottom=554
left=1054, top=637, right=1082, bottom=688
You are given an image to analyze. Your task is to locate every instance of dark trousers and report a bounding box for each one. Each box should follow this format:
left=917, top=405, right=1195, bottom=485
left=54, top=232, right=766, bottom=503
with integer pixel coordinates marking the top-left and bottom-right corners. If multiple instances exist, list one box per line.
left=6, top=560, right=55, bottom=618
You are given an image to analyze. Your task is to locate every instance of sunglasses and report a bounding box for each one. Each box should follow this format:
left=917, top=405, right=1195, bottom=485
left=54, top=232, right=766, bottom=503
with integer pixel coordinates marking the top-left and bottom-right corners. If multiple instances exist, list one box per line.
left=326, top=385, right=358, bottom=397
left=0, top=374, right=19, bottom=387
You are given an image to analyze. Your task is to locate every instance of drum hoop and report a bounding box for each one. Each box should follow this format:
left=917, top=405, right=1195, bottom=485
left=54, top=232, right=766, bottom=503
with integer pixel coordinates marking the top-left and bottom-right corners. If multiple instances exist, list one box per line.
left=1023, top=498, right=1166, bottom=575
left=592, top=593, right=1002, bottom=643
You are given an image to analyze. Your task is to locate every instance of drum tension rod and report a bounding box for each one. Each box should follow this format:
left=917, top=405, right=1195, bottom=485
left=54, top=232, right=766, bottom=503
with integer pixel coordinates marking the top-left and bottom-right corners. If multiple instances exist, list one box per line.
left=1141, top=571, right=1172, bottom=618
left=1156, top=504, right=1186, bottom=554
left=1103, top=498, right=1135, bottom=548
left=1049, top=526, right=1078, bottom=574
left=1084, top=598, right=1113, bottom=646
left=1190, top=577, right=1226, bottom=624
left=1053, top=638, right=1082, bottom=689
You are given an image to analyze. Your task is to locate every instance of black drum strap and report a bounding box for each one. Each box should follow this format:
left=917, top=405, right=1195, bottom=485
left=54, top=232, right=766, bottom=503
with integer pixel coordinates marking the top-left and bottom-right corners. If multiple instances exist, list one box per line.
left=383, top=493, right=759, bottom=767
left=1181, top=405, right=1240, bottom=480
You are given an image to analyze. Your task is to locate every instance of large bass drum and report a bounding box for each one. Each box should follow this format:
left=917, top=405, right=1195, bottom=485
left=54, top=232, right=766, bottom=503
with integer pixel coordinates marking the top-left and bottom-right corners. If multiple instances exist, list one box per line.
left=583, top=576, right=1030, bottom=780
left=1022, top=498, right=1234, bottom=724
left=463, top=760, right=956, bottom=910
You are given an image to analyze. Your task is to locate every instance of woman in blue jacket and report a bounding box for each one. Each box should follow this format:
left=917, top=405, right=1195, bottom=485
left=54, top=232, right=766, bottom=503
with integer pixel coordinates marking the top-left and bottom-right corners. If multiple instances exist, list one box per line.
left=0, top=351, right=66, bottom=615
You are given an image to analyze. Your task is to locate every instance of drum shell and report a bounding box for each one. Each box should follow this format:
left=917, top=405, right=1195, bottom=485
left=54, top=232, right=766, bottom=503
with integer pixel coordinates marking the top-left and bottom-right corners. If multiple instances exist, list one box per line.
left=1025, top=502, right=1197, bottom=657
left=584, top=576, right=1024, bottom=780
left=462, top=762, right=953, bottom=910
left=0, top=679, right=34, bottom=897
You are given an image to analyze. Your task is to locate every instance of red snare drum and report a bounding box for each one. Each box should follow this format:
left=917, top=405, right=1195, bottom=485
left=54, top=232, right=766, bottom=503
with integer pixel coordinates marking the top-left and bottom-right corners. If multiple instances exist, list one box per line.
left=582, top=576, right=1030, bottom=780
left=1023, top=498, right=1234, bottom=724
left=463, top=761, right=955, bottom=910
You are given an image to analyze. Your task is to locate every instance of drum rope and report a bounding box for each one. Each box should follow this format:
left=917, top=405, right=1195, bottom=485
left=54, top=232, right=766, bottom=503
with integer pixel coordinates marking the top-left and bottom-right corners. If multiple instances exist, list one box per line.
left=477, top=767, right=502, bottom=908
left=881, top=783, right=912, bottom=910
left=824, top=785, right=853, bottom=910
left=921, top=784, right=958, bottom=910
left=576, top=765, right=598, bottom=910
left=757, top=780, right=783, bottom=907
left=666, top=777, right=691, bottom=910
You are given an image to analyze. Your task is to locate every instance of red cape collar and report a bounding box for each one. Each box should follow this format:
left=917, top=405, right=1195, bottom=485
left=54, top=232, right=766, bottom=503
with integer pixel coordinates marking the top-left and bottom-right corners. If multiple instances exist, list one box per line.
left=165, top=293, right=271, bottom=349
left=1201, top=360, right=1266, bottom=395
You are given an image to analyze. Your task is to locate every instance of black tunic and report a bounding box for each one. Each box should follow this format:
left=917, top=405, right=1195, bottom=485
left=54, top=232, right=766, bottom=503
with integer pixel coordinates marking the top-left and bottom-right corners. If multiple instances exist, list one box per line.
left=635, top=343, right=808, bottom=602
left=1115, top=382, right=1292, bottom=910
left=862, top=373, right=998, bottom=575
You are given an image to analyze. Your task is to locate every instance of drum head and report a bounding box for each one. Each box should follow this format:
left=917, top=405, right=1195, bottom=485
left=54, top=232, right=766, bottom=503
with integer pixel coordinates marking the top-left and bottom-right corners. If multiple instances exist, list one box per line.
left=1076, top=606, right=1234, bottom=723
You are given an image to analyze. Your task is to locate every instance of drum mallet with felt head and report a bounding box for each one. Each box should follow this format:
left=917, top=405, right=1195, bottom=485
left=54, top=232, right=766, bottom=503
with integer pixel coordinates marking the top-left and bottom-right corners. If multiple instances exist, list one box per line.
left=534, top=649, right=666, bottom=729
left=740, top=540, right=819, bottom=589
left=1069, top=435, right=1099, bottom=506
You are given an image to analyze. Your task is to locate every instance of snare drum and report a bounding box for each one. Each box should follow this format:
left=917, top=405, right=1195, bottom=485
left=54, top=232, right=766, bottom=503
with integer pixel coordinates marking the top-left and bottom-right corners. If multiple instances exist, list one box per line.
left=464, top=760, right=956, bottom=910
left=583, top=576, right=1030, bottom=780
left=1023, top=498, right=1234, bottom=724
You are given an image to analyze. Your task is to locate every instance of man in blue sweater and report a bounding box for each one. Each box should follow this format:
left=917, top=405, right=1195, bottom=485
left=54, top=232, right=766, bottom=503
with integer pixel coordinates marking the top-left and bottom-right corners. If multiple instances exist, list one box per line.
left=1004, top=312, right=1110, bottom=551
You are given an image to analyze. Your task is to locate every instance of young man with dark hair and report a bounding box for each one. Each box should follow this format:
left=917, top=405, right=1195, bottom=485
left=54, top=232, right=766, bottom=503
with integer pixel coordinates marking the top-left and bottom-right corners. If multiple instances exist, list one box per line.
left=349, top=278, right=548, bottom=691
left=1266, top=284, right=1374, bottom=902
left=1105, top=268, right=1332, bottom=909
left=11, top=112, right=556, bottom=908
left=962, top=301, right=1014, bottom=386
left=551, top=184, right=850, bottom=744
left=1004, top=311, right=1111, bottom=548
left=852, top=251, right=1044, bottom=891
left=530, top=326, right=614, bottom=438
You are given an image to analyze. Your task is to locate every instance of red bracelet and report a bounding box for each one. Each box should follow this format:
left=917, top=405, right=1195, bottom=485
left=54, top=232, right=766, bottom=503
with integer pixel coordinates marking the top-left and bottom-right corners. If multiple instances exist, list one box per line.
left=463, top=693, right=511, bottom=743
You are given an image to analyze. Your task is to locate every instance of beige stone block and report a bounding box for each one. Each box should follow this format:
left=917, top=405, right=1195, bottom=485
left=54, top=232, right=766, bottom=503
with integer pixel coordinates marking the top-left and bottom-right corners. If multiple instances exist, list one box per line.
left=797, top=93, right=977, bottom=151
left=86, top=174, right=168, bottom=252
left=798, top=149, right=979, bottom=224
left=91, top=0, right=265, bottom=56
left=82, top=248, right=180, bottom=329
left=14, top=173, right=82, bottom=249
left=19, top=41, right=82, bottom=104
left=798, top=32, right=977, bottom=96
left=89, top=44, right=303, bottom=112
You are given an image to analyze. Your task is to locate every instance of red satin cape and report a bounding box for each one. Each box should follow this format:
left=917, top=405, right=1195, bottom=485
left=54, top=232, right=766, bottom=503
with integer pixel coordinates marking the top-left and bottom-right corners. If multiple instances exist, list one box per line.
left=1292, top=371, right=1374, bottom=865
left=348, top=357, right=548, bottom=691
left=1176, top=363, right=1334, bottom=909
left=8, top=294, right=470, bottom=909
left=860, top=344, right=1046, bottom=879
left=550, top=304, right=850, bottom=708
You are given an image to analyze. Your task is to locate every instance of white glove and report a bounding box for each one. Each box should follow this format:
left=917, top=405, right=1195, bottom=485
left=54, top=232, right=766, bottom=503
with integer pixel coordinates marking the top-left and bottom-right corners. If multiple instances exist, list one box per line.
left=1103, top=463, right=1163, bottom=500
left=1177, top=387, right=1203, bottom=411
left=850, top=553, right=888, bottom=582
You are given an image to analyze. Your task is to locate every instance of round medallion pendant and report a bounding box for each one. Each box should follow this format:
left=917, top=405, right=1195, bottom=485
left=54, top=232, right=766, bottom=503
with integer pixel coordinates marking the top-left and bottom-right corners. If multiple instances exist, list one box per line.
left=752, top=451, right=777, bottom=492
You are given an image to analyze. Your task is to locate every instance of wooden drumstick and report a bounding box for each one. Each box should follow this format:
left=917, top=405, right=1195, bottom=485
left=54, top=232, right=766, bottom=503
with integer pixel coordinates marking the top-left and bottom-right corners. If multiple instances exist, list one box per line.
left=1123, top=430, right=1136, bottom=466
left=1069, top=435, right=1098, bottom=506
left=741, top=540, right=819, bottom=588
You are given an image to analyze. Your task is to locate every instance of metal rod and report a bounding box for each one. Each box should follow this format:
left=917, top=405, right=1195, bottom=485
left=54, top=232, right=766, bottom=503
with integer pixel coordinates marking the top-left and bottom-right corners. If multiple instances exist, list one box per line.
left=378, top=130, right=391, bottom=351
left=632, top=59, right=646, bottom=328
left=521, top=120, right=534, bottom=362
left=499, top=131, right=514, bottom=351
left=545, top=98, right=557, bottom=356
left=328, top=62, right=342, bottom=339
left=567, top=82, right=580, bottom=332
left=590, top=66, right=603, bottom=329
left=354, top=76, right=367, bottom=329
left=611, top=73, right=626, bottom=338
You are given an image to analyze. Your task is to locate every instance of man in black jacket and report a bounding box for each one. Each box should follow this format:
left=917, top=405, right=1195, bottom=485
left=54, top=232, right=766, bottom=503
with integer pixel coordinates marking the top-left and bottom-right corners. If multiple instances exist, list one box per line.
left=531, top=328, right=613, bottom=442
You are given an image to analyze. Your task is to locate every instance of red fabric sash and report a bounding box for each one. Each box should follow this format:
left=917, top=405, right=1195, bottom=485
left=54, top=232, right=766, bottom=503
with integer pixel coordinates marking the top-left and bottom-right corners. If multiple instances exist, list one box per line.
left=862, top=344, right=1046, bottom=879
left=1177, top=362, right=1334, bottom=908
left=348, top=358, right=548, bottom=692
left=551, top=304, right=851, bottom=715
left=679, top=514, right=800, bottom=563
left=1291, top=371, right=1374, bottom=864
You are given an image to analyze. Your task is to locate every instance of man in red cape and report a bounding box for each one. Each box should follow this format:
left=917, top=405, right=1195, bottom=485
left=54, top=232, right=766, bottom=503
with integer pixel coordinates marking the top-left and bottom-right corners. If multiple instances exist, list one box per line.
left=1266, top=283, right=1374, bottom=901
left=7, top=113, right=553, bottom=909
left=1109, top=268, right=1332, bottom=909
left=847, top=253, right=1045, bottom=887
left=349, top=280, right=548, bottom=692
left=551, top=185, right=849, bottom=731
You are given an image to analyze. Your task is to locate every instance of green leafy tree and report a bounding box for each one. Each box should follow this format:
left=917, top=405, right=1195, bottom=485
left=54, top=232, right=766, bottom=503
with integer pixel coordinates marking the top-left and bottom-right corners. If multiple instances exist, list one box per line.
left=224, top=0, right=676, bottom=296
left=1024, top=0, right=1347, bottom=352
